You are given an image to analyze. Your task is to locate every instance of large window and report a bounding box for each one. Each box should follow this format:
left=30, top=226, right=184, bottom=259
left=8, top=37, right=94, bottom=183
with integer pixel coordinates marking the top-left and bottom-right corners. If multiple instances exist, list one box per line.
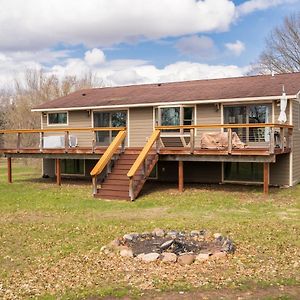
left=93, top=111, right=127, bottom=145
left=224, top=104, right=271, bottom=142
left=224, top=162, right=263, bottom=182
left=48, top=112, right=68, bottom=125
left=156, top=106, right=194, bottom=133
left=61, top=159, right=84, bottom=175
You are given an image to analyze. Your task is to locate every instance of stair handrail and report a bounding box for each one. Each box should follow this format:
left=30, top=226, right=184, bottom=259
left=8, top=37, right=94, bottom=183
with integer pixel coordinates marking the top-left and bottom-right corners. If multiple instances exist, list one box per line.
left=90, top=130, right=127, bottom=177
left=127, top=129, right=160, bottom=179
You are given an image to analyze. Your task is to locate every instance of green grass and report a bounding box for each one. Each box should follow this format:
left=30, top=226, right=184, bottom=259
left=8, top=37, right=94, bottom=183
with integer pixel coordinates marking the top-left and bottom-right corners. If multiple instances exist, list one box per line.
left=0, top=158, right=299, bottom=299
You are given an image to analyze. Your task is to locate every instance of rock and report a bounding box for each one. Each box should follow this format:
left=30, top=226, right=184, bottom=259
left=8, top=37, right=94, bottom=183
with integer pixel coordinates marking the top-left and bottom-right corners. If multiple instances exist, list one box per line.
left=109, top=239, right=120, bottom=249
left=136, top=253, right=145, bottom=260
left=152, top=228, right=165, bottom=237
left=212, top=251, right=227, bottom=259
left=161, top=252, right=177, bottom=263
left=160, top=240, right=174, bottom=250
left=213, top=233, right=222, bottom=239
left=123, top=233, right=138, bottom=241
left=196, top=253, right=211, bottom=261
left=166, top=231, right=178, bottom=238
left=100, top=246, right=107, bottom=252
left=190, top=230, right=200, bottom=236
left=178, top=254, right=195, bottom=265
left=141, top=232, right=151, bottom=238
left=141, top=252, right=160, bottom=262
left=120, top=248, right=133, bottom=257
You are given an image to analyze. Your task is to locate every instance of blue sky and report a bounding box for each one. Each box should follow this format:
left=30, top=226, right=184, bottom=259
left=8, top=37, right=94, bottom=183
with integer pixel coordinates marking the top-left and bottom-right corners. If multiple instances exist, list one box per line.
left=0, top=0, right=299, bottom=88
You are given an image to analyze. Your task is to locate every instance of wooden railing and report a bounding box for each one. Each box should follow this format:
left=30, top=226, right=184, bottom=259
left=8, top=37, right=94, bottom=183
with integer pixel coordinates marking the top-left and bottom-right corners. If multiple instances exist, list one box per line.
left=90, top=130, right=127, bottom=195
left=155, top=123, right=293, bottom=154
left=0, top=127, right=126, bottom=153
left=127, top=129, right=160, bottom=200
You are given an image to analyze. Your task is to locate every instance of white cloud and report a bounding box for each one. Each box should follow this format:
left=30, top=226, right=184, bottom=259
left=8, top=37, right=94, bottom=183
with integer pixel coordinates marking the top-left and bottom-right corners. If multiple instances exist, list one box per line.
left=176, top=35, right=217, bottom=59
left=236, top=0, right=297, bottom=16
left=0, top=48, right=250, bottom=88
left=0, top=0, right=236, bottom=51
left=225, top=40, right=245, bottom=56
left=84, top=48, right=106, bottom=65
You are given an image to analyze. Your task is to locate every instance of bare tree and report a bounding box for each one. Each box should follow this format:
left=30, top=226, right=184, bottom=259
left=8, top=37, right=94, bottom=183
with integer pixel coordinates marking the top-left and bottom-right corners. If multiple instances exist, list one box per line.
left=255, top=13, right=300, bottom=74
left=2, top=69, right=101, bottom=147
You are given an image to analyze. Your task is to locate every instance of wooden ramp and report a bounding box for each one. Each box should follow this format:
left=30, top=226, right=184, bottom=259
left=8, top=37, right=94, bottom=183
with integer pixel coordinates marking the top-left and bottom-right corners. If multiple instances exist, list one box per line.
left=94, top=149, right=158, bottom=200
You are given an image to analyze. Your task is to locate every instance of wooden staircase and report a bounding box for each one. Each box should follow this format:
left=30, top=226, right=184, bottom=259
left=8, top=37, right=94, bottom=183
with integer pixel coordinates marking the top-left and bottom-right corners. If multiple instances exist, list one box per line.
left=94, top=149, right=158, bottom=200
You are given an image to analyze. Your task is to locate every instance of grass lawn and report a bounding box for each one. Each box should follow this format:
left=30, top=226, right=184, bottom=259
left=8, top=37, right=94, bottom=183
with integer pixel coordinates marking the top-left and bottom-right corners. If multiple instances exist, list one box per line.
left=0, top=158, right=299, bottom=299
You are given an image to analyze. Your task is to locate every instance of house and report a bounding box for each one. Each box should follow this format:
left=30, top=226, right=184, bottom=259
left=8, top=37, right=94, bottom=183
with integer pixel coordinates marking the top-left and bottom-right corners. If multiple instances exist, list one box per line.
left=0, top=72, right=300, bottom=200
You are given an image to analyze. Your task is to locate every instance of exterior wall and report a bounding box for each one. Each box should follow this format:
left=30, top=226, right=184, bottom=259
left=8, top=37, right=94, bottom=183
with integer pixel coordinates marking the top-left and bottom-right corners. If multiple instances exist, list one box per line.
left=129, top=107, right=154, bottom=147
left=42, top=111, right=93, bottom=147
left=157, top=161, right=222, bottom=183
left=43, top=159, right=56, bottom=177
left=270, top=154, right=290, bottom=186
left=292, top=99, right=300, bottom=185
left=197, top=103, right=221, bottom=126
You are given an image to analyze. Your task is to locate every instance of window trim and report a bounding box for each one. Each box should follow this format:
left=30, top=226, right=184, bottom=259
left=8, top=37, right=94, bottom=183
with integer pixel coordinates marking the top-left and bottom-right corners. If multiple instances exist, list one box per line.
left=47, top=111, right=69, bottom=126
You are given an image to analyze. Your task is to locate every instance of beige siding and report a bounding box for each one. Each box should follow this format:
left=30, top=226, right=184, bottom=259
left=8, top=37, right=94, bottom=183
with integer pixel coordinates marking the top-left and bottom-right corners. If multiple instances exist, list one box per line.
left=42, top=111, right=93, bottom=147
left=196, top=104, right=221, bottom=147
left=129, top=107, right=154, bottom=147
left=292, top=100, right=300, bottom=184
left=270, top=154, right=290, bottom=186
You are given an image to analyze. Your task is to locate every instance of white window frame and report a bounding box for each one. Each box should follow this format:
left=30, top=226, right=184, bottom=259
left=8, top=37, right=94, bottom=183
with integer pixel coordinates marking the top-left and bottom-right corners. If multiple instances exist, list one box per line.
left=47, top=111, right=69, bottom=126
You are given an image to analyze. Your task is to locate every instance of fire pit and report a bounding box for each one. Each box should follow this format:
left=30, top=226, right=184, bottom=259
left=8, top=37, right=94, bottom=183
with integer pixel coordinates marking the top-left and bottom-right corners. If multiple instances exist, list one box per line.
left=101, top=228, right=235, bottom=265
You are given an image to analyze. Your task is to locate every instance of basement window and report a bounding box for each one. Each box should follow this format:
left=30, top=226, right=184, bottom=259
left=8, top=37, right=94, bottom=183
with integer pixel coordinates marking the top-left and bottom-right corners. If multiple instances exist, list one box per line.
left=48, top=112, right=68, bottom=125
left=61, top=159, right=85, bottom=175
left=224, top=162, right=263, bottom=183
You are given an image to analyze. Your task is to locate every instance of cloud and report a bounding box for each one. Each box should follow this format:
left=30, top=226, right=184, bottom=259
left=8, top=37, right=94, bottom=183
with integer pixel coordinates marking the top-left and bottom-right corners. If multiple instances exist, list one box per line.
left=0, top=0, right=237, bottom=51
left=236, top=0, right=297, bottom=16
left=0, top=48, right=249, bottom=88
left=175, top=35, right=217, bottom=59
left=225, top=40, right=245, bottom=56
left=84, top=48, right=106, bottom=65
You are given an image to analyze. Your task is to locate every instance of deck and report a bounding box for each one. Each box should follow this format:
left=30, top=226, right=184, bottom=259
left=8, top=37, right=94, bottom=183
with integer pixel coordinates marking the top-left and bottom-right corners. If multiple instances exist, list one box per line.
left=0, top=123, right=294, bottom=198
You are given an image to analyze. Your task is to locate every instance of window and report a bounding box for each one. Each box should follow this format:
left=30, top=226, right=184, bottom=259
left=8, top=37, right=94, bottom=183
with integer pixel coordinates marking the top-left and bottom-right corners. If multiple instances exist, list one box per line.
left=93, top=111, right=127, bottom=145
left=224, top=104, right=271, bottom=142
left=48, top=112, right=68, bottom=125
left=156, top=106, right=195, bottom=133
left=224, top=162, right=263, bottom=182
left=61, top=159, right=84, bottom=175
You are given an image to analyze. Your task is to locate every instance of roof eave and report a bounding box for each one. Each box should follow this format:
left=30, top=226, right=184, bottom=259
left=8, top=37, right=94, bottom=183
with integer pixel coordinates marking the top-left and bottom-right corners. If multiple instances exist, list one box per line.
left=31, top=94, right=298, bottom=113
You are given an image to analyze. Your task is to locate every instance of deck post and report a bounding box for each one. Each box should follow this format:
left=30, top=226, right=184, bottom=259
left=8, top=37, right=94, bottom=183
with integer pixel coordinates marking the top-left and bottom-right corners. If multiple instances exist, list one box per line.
left=228, top=128, right=232, bottom=154
left=269, top=127, right=275, bottom=154
left=178, top=160, right=184, bottom=193
left=190, top=128, right=195, bottom=154
left=55, top=158, right=61, bottom=186
left=263, top=162, right=269, bottom=195
left=7, top=157, right=12, bottom=183
left=92, top=176, right=97, bottom=195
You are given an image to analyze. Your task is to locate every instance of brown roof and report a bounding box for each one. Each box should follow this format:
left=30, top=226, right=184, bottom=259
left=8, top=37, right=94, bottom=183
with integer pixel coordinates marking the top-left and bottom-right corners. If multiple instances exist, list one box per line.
left=33, top=72, right=300, bottom=110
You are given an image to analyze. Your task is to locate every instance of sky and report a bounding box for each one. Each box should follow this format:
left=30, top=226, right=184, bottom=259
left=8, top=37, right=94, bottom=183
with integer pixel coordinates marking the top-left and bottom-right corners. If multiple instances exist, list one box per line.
left=0, top=0, right=299, bottom=89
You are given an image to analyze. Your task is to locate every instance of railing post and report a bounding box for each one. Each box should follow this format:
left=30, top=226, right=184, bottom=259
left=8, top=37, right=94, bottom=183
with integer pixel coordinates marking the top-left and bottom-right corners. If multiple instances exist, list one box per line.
left=16, top=133, right=21, bottom=152
left=92, top=131, right=96, bottom=153
left=39, top=132, right=44, bottom=152
left=280, top=126, right=284, bottom=152
left=92, top=176, right=97, bottom=195
left=156, top=132, right=160, bottom=154
left=129, top=178, right=134, bottom=201
left=190, top=128, right=195, bottom=154
left=121, top=134, right=125, bottom=153
left=64, top=131, right=69, bottom=153
left=227, top=128, right=232, bottom=154
left=270, top=127, right=275, bottom=154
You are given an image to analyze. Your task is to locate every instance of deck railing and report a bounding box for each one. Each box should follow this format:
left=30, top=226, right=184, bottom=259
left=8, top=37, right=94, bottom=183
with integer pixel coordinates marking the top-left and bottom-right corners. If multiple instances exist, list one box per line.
left=155, top=123, right=293, bottom=154
left=0, top=127, right=126, bottom=153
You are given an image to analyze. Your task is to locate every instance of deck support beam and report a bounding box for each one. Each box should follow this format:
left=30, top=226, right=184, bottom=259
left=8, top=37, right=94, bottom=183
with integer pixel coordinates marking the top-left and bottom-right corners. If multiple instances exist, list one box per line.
left=7, top=157, right=12, bottom=183
left=178, top=160, right=184, bottom=193
left=263, top=162, right=269, bottom=195
left=55, top=158, right=61, bottom=186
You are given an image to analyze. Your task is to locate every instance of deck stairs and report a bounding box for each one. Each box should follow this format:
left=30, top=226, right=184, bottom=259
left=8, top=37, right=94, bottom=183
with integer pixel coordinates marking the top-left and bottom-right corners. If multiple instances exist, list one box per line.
left=94, top=149, right=158, bottom=200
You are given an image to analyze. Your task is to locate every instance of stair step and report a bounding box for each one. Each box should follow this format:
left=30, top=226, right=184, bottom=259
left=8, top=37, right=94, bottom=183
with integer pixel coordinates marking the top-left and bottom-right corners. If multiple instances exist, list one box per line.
left=96, top=189, right=130, bottom=198
left=103, top=179, right=129, bottom=185
left=101, top=184, right=129, bottom=191
left=94, top=193, right=131, bottom=200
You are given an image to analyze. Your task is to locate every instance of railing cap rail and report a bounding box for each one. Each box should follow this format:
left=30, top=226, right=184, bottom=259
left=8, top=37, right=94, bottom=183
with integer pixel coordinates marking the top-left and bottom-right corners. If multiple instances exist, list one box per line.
left=0, top=127, right=126, bottom=134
